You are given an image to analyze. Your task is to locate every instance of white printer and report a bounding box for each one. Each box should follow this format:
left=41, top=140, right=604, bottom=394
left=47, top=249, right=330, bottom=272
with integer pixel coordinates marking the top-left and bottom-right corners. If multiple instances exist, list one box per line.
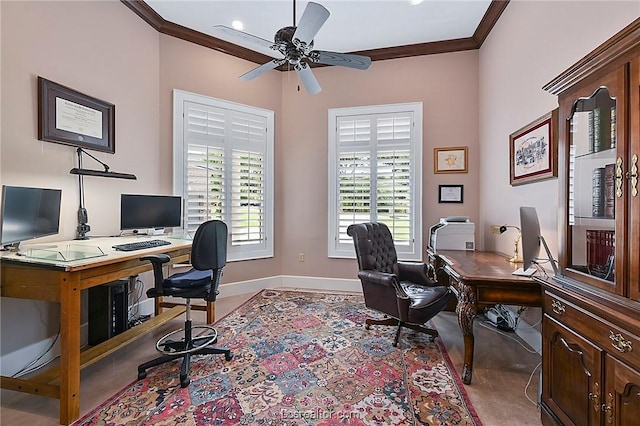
left=428, top=216, right=476, bottom=251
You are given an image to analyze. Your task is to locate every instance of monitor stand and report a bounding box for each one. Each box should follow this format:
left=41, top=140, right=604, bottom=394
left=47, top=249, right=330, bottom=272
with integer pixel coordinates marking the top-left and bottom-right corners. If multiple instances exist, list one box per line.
left=146, top=228, right=166, bottom=236
left=539, top=235, right=560, bottom=276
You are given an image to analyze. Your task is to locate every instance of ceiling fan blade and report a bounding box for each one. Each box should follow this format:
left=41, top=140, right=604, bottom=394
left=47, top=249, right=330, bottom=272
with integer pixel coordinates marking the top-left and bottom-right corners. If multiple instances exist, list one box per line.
left=295, top=63, right=322, bottom=94
left=312, top=50, right=372, bottom=70
left=293, top=2, right=330, bottom=46
left=211, top=25, right=281, bottom=58
left=240, top=59, right=286, bottom=81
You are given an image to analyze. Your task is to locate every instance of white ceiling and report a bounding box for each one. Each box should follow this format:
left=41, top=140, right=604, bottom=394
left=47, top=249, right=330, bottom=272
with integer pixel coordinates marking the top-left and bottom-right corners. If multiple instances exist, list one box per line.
left=145, top=0, right=493, bottom=55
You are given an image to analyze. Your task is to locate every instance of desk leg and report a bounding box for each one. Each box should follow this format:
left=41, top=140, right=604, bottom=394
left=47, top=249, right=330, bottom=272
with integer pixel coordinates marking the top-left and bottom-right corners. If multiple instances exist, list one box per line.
left=456, top=281, right=477, bottom=385
left=206, top=301, right=215, bottom=324
left=59, top=275, right=81, bottom=425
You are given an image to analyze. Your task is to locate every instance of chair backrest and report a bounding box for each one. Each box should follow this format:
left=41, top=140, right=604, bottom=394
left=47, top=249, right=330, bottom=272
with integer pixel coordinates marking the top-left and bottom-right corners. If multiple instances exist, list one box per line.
left=191, top=220, right=227, bottom=271
left=347, top=222, right=398, bottom=274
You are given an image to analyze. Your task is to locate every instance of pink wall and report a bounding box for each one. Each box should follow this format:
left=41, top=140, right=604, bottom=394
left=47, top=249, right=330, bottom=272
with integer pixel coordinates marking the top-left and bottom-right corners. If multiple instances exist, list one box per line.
left=1, top=1, right=160, bottom=239
left=279, top=51, right=480, bottom=278
left=158, top=34, right=284, bottom=283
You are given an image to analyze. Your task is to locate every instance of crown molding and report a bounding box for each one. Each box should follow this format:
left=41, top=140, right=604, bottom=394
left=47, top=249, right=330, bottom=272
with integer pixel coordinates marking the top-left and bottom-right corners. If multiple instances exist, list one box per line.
left=121, top=0, right=509, bottom=66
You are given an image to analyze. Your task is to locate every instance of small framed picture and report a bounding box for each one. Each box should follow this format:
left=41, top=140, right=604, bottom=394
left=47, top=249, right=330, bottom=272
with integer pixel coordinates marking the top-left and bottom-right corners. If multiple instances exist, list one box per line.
left=434, top=146, right=468, bottom=173
left=438, top=185, right=464, bottom=203
left=509, top=109, right=558, bottom=186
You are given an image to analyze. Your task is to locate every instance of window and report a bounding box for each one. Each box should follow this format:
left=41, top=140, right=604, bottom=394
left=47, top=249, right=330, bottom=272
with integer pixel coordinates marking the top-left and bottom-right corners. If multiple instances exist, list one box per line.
left=173, top=90, right=274, bottom=261
left=328, top=103, right=422, bottom=260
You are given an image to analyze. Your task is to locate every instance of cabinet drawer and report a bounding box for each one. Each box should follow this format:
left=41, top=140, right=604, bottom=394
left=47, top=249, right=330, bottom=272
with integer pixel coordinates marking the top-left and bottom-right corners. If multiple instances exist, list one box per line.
left=544, top=291, right=640, bottom=369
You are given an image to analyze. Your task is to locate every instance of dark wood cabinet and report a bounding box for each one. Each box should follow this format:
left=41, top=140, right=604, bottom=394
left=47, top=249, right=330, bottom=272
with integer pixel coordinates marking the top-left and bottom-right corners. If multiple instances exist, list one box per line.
left=539, top=19, right=640, bottom=426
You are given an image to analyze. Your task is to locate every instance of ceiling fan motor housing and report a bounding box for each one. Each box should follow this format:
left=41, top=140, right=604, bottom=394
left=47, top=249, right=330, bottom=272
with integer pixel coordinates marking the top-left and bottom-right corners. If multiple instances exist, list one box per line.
left=275, top=26, right=314, bottom=64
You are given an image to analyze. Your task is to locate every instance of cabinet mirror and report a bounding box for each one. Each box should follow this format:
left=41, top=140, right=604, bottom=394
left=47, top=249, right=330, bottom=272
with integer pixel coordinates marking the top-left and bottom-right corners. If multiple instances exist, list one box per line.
left=568, top=87, right=616, bottom=282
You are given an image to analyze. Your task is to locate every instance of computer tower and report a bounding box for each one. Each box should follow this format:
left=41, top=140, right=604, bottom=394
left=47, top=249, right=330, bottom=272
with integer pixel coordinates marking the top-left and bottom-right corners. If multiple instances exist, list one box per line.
left=88, top=280, right=129, bottom=346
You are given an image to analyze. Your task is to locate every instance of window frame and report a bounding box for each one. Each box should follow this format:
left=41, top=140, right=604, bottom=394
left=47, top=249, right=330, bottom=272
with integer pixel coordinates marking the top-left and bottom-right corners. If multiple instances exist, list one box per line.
left=328, top=102, right=423, bottom=260
left=173, top=89, right=274, bottom=261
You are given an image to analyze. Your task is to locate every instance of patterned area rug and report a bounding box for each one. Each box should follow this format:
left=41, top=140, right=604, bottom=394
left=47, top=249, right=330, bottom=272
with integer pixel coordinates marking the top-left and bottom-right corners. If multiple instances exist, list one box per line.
left=74, top=289, right=481, bottom=425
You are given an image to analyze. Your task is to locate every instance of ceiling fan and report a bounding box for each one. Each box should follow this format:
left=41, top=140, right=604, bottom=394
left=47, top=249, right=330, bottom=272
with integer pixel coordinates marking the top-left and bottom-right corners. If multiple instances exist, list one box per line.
left=212, top=1, right=372, bottom=94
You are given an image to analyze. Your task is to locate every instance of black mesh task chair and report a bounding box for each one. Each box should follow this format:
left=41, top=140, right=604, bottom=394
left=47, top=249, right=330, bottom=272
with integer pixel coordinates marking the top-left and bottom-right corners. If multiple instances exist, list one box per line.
left=347, top=222, right=452, bottom=346
left=137, top=220, right=232, bottom=388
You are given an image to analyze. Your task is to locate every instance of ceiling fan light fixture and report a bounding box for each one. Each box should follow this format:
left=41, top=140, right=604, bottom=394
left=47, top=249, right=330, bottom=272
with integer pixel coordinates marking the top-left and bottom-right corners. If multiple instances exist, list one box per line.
left=231, top=20, right=244, bottom=30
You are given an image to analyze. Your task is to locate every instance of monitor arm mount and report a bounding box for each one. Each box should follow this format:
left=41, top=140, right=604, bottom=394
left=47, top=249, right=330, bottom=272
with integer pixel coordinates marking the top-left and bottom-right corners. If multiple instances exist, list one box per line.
left=70, top=147, right=136, bottom=240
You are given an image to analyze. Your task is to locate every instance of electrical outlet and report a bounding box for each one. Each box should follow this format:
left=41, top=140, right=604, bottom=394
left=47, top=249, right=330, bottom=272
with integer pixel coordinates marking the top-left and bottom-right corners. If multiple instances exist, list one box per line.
left=298, top=253, right=304, bottom=262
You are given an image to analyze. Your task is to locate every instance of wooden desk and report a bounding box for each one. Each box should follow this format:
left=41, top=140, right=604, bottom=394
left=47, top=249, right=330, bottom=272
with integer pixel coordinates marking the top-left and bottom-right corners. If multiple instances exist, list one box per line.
left=0, top=236, right=197, bottom=425
left=428, top=249, right=543, bottom=385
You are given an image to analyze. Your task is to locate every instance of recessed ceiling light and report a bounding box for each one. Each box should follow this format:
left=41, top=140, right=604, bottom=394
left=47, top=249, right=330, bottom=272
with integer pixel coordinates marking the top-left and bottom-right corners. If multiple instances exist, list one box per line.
left=408, top=0, right=424, bottom=5
left=232, top=20, right=244, bottom=31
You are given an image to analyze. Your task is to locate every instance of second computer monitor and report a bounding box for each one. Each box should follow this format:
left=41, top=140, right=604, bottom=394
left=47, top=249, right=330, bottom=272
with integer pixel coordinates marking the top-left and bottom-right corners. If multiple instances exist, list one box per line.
left=1, top=185, right=62, bottom=247
left=120, top=194, right=181, bottom=232
left=520, top=206, right=560, bottom=275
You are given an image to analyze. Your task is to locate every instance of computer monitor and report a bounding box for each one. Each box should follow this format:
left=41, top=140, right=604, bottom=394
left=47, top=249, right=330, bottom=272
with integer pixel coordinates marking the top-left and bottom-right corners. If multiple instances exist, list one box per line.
left=520, top=206, right=559, bottom=275
left=0, top=185, right=62, bottom=249
left=120, top=194, right=182, bottom=231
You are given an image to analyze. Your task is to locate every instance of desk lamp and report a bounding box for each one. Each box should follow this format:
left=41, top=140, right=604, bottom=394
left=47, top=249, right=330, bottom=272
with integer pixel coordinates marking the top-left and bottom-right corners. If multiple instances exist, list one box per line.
left=491, top=224, right=523, bottom=263
left=70, top=147, right=136, bottom=240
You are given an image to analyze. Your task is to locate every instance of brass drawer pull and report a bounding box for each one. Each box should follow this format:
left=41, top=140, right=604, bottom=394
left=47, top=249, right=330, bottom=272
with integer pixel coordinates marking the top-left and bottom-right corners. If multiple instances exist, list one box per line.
left=552, top=299, right=565, bottom=316
left=609, top=330, right=633, bottom=353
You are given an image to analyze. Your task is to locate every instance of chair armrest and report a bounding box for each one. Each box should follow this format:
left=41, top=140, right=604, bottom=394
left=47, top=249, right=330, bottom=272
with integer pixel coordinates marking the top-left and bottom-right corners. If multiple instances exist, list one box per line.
left=358, top=270, right=408, bottom=299
left=397, top=261, right=437, bottom=287
left=140, top=254, right=171, bottom=295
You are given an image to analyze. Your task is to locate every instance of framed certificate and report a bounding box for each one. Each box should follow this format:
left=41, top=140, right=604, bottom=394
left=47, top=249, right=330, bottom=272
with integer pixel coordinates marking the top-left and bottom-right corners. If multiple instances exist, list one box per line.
left=38, top=77, right=115, bottom=153
left=438, top=185, right=464, bottom=203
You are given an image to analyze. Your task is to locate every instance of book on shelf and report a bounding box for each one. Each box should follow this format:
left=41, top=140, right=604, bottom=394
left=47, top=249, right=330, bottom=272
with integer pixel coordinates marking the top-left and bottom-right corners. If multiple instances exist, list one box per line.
left=610, top=107, right=616, bottom=148
left=604, top=163, right=615, bottom=219
left=592, top=108, right=601, bottom=153
left=586, top=229, right=615, bottom=281
left=592, top=167, right=605, bottom=218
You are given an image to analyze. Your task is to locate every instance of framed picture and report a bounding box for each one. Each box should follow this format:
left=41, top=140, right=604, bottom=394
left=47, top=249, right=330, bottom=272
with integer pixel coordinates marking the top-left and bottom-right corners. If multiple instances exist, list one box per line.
left=438, top=184, right=464, bottom=203
left=38, top=76, right=115, bottom=153
left=434, top=146, right=468, bottom=173
left=509, top=109, right=558, bottom=186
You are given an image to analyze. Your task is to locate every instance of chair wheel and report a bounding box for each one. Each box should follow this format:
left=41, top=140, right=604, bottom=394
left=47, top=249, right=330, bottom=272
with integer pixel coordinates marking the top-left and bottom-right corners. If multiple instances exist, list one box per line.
left=392, top=342, right=398, bottom=347
left=180, top=377, right=190, bottom=388
left=225, top=352, right=233, bottom=361
left=365, top=324, right=371, bottom=330
left=138, top=371, right=147, bottom=380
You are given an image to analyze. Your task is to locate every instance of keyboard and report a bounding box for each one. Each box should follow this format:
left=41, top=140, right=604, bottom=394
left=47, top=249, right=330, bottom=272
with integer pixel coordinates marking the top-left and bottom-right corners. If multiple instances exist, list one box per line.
left=112, top=239, right=172, bottom=252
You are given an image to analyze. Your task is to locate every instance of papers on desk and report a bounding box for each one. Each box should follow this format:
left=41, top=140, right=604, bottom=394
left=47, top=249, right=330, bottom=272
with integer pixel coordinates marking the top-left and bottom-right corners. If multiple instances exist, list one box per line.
left=512, top=267, right=537, bottom=277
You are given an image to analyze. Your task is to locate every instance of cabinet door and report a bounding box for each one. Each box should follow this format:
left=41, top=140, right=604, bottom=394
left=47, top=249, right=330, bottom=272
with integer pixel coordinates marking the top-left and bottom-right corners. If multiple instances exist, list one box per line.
left=630, top=57, right=640, bottom=302
left=542, top=316, right=602, bottom=426
left=604, top=355, right=640, bottom=425
left=559, top=65, right=627, bottom=295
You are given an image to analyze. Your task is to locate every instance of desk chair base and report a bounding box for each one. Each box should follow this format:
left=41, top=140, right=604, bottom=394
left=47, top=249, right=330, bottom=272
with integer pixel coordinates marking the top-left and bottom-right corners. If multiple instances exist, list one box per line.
left=365, top=317, right=438, bottom=347
left=137, top=320, right=232, bottom=388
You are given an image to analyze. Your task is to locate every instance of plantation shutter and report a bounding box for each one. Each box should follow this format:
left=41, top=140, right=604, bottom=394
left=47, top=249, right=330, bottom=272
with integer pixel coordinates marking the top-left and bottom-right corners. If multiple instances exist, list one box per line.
left=376, top=116, right=412, bottom=246
left=229, top=111, right=266, bottom=248
left=176, top=92, right=273, bottom=261
left=329, top=103, right=422, bottom=260
left=184, top=103, right=225, bottom=231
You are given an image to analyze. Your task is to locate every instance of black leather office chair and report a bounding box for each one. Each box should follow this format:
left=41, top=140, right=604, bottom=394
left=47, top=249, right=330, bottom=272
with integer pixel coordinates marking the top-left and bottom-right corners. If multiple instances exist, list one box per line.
left=137, top=220, right=232, bottom=388
left=347, top=222, right=452, bottom=346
